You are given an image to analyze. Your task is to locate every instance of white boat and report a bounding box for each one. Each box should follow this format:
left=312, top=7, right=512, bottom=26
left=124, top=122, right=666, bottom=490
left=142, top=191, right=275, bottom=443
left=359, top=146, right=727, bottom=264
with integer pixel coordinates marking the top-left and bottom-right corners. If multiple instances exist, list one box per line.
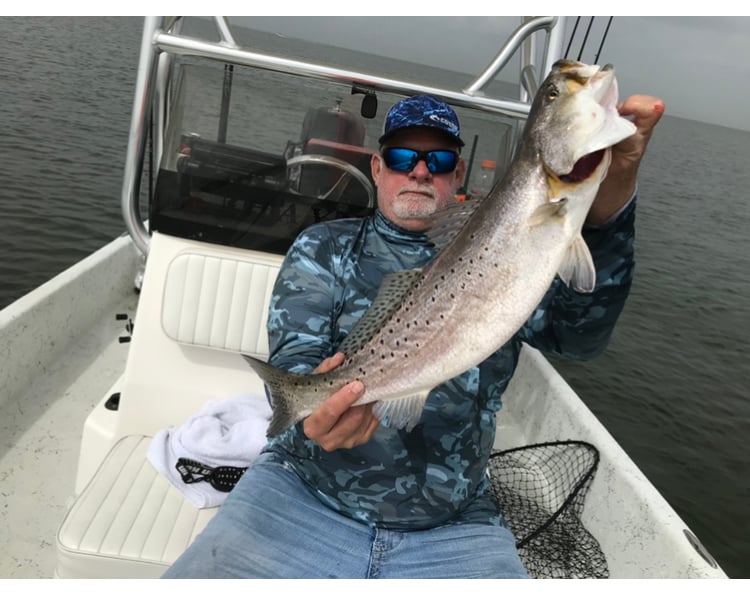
left=0, top=16, right=728, bottom=579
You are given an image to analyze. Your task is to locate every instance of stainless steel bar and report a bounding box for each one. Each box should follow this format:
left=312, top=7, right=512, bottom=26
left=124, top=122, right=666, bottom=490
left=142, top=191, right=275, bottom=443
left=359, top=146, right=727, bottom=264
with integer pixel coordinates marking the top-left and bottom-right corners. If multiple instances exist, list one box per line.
left=123, top=16, right=563, bottom=255
left=463, top=16, right=556, bottom=97
left=153, top=32, right=534, bottom=119
left=121, top=16, right=162, bottom=255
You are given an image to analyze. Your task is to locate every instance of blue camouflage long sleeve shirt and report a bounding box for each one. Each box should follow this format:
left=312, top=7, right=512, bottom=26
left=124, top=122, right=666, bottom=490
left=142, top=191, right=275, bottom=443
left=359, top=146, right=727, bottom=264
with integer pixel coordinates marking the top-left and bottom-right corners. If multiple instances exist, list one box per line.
left=264, top=200, right=636, bottom=530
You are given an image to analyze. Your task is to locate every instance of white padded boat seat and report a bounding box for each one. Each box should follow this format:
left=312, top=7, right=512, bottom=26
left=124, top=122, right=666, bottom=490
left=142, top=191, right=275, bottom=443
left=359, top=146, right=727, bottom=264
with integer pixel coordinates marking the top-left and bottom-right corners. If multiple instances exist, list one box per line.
left=56, top=235, right=284, bottom=578
left=56, top=435, right=217, bottom=578
left=161, top=251, right=277, bottom=354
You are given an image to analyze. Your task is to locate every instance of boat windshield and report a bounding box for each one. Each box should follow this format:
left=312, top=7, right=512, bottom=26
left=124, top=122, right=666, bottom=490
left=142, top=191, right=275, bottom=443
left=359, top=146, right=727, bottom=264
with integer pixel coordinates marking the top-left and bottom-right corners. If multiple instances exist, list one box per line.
left=147, top=17, right=548, bottom=254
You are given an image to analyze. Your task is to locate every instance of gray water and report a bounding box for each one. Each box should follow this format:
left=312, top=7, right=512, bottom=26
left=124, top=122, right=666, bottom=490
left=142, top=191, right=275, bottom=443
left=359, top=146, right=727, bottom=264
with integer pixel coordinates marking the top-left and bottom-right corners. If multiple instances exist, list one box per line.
left=1, top=17, right=748, bottom=578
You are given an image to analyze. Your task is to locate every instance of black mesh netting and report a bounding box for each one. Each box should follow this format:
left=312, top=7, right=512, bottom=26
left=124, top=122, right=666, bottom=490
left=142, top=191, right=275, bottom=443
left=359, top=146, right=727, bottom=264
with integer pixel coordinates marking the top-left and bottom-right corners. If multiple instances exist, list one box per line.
left=488, top=440, right=609, bottom=579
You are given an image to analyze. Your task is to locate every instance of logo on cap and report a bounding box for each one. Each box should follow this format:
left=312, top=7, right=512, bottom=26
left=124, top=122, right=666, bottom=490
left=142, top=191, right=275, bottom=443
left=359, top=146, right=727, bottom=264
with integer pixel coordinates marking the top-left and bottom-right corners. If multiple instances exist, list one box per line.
left=379, top=94, right=464, bottom=146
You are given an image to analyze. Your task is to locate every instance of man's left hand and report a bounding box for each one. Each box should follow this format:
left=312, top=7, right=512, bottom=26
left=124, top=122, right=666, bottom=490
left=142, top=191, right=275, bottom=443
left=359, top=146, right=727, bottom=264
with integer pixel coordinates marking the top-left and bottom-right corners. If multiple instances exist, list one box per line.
left=587, top=94, right=665, bottom=224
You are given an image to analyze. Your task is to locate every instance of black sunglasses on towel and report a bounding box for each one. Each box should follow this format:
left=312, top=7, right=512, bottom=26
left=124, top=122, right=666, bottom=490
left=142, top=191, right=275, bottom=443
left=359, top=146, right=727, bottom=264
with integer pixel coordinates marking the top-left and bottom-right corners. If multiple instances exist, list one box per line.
left=381, top=147, right=459, bottom=174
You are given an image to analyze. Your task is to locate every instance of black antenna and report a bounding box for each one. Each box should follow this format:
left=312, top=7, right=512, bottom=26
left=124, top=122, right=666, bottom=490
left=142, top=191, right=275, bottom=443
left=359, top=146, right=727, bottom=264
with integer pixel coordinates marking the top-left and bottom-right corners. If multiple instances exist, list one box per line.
left=593, top=17, right=614, bottom=64
left=577, top=17, right=595, bottom=61
left=565, top=17, right=581, bottom=59
left=459, top=134, right=479, bottom=195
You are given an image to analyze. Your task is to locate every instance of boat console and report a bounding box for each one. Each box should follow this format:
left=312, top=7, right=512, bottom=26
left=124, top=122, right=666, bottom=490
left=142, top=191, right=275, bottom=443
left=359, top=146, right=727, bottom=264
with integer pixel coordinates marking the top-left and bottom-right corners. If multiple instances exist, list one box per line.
left=150, top=70, right=379, bottom=255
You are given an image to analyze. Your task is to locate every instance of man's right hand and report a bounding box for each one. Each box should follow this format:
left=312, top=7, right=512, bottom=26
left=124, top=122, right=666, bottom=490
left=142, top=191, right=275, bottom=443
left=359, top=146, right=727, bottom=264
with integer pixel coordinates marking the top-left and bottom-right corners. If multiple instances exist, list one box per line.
left=302, top=352, right=380, bottom=452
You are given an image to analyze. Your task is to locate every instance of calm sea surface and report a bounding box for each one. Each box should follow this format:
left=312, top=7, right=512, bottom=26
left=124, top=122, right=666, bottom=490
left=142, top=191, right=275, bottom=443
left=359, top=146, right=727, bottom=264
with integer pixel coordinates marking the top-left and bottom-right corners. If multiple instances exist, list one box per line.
left=1, top=17, right=748, bottom=578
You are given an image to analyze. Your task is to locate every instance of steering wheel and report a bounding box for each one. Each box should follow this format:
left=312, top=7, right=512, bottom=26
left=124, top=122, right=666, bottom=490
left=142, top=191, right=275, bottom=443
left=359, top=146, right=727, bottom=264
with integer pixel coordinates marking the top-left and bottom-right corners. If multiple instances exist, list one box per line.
left=286, top=154, right=375, bottom=208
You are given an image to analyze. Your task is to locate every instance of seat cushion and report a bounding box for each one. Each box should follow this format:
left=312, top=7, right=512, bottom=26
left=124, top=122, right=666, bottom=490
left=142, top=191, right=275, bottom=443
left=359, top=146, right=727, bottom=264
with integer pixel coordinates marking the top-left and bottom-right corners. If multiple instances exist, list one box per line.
left=56, top=435, right=217, bottom=578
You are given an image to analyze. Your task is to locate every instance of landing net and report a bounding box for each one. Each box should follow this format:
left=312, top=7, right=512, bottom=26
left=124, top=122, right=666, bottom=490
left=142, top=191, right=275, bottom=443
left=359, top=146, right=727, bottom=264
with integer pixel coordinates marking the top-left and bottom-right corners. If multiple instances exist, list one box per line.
left=488, top=440, right=609, bottom=579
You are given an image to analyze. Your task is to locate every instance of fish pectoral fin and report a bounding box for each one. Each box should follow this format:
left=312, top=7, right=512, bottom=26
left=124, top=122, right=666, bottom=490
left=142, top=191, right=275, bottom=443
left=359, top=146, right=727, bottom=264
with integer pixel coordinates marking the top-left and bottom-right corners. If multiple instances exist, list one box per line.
left=529, top=198, right=568, bottom=226
left=372, top=392, right=430, bottom=432
left=557, top=235, right=596, bottom=292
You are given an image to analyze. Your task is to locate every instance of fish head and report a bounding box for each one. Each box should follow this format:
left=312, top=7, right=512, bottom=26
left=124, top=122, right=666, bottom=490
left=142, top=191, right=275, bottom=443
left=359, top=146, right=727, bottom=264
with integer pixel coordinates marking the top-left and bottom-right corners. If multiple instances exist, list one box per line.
left=527, top=59, right=637, bottom=181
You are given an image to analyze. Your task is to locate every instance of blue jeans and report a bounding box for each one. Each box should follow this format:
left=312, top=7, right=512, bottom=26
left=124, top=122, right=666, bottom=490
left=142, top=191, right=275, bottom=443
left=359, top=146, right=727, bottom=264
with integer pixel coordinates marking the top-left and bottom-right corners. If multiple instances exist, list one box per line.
left=162, top=451, right=529, bottom=579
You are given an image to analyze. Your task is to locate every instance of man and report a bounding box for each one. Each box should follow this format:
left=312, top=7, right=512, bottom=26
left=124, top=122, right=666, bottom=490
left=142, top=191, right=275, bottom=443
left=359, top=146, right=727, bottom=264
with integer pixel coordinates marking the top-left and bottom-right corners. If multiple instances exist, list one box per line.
left=164, top=93, right=664, bottom=579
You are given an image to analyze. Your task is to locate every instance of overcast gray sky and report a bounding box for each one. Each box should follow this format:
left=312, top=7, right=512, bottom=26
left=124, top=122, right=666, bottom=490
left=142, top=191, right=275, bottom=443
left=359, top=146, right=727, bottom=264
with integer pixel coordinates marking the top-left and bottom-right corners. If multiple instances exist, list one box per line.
left=232, top=15, right=750, bottom=132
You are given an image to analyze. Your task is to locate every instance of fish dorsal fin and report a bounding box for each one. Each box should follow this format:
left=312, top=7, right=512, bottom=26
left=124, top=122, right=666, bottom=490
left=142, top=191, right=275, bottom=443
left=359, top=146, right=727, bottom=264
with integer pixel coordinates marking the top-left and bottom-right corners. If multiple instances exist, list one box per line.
left=373, top=392, right=430, bottom=431
left=558, top=234, right=596, bottom=292
left=425, top=199, right=482, bottom=252
left=338, top=268, right=424, bottom=355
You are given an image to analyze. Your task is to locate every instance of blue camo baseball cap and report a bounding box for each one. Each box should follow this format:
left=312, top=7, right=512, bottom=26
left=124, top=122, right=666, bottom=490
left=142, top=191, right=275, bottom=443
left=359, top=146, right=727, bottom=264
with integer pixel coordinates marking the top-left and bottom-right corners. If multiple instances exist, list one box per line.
left=378, top=94, right=464, bottom=147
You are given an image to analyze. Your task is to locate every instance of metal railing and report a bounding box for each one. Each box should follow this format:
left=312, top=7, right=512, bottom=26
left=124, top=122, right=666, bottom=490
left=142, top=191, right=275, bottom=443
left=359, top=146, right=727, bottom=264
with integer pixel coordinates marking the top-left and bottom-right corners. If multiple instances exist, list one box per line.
left=121, top=16, right=567, bottom=255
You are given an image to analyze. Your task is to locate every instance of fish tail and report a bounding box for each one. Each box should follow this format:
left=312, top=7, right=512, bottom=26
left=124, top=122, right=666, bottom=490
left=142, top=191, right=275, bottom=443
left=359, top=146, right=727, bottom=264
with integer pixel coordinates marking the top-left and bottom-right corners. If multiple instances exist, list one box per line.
left=242, top=355, right=309, bottom=437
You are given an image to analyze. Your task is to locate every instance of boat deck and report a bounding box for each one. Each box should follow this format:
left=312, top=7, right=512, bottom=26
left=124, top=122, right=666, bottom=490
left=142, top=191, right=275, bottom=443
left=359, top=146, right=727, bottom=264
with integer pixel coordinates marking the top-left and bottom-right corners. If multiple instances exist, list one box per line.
left=0, top=292, right=138, bottom=578
left=0, top=234, right=728, bottom=579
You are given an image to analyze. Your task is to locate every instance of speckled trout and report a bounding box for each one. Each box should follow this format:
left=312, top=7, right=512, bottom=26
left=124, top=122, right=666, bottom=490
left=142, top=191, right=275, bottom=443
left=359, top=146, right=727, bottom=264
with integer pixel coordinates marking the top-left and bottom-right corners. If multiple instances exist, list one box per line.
left=245, top=60, right=637, bottom=437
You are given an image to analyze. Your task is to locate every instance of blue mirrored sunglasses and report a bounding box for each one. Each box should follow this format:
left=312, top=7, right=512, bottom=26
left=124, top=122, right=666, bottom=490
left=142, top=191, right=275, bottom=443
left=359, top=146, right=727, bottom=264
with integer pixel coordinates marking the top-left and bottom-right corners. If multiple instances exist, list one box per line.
left=381, top=147, right=459, bottom=174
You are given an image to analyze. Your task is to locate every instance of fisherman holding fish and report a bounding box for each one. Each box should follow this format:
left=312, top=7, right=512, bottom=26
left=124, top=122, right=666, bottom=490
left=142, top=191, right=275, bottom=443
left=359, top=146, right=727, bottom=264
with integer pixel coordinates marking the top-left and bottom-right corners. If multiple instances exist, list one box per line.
left=164, top=61, right=665, bottom=579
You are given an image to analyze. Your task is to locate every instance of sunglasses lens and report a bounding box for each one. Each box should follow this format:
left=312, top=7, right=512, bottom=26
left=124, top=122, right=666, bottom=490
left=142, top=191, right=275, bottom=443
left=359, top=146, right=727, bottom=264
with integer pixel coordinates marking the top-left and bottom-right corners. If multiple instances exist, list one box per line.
left=382, top=148, right=417, bottom=172
left=427, top=150, right=458, bottom=173
left=382, top=148, right=457, bottom=173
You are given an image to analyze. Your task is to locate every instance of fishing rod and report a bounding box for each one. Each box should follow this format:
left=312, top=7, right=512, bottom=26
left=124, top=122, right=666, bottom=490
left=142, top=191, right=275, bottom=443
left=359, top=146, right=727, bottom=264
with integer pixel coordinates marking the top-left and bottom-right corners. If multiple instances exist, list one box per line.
left=593, top=17, right=614, bottom=64
left=564, top=16, right=615, bottom=64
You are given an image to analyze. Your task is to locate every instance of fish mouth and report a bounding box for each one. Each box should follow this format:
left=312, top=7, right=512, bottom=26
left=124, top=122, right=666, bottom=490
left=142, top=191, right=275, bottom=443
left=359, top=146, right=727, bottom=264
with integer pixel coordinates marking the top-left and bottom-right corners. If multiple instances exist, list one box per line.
left=562, top=61, right=617, bottom=107
left=559, top=149, right=606, bottom=184
left=558, top=62, right=631, bottom=179
left=562, top=65, right=618, bottom=181
left=589, top=64, right=618, bottom=109
left=537, top=60, right=636, bottom=181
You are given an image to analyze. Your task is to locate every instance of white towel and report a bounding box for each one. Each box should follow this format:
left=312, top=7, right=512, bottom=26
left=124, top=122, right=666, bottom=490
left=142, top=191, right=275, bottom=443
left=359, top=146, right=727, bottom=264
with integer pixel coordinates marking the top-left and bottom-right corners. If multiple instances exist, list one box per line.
left=147, top=392, right=272, bottom=508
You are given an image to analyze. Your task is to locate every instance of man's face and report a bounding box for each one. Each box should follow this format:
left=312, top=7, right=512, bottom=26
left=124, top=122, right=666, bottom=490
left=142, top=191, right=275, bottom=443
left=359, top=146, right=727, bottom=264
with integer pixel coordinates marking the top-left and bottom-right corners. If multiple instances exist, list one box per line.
left=371, top=128, right=466, bottom=232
